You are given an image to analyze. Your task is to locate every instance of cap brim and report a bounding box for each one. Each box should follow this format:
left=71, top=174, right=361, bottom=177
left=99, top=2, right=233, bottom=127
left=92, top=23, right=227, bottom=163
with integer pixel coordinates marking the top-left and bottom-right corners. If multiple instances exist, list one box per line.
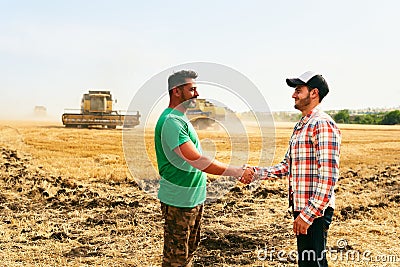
left=286, top=78, right=306, bottom=88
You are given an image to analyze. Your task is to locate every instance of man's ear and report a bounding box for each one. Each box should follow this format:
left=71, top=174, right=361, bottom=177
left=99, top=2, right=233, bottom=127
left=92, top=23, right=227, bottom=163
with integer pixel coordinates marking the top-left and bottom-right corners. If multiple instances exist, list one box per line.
left=311, top=88, right=319, bottom=99
left=171, top=87, right=180, bottom=97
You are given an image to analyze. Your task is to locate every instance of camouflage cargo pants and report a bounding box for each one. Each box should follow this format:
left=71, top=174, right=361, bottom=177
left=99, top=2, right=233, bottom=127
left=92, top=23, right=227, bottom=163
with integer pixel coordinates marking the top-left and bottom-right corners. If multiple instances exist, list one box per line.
left=161, top=202, right=203, bottom=267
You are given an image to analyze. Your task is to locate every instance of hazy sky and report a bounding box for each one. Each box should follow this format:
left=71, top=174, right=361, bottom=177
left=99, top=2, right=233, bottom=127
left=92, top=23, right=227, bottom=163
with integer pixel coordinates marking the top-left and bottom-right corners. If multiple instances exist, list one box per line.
left=1, top=0, right=399, bottom=120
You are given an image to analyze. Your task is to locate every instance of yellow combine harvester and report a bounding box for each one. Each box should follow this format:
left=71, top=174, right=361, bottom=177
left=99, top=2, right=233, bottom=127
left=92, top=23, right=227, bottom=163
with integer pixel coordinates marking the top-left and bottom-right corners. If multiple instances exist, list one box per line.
left=186, top=99, right=226, bottom=129
left=62, top=90, right=140, bottom=129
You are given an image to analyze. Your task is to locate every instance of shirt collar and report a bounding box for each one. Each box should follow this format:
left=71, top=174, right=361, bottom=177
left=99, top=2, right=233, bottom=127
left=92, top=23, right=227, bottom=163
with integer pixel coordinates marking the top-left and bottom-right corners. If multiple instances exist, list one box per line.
left=297, top=105, right=321, bottom=129
left=166, top=107, right=184, bottom=116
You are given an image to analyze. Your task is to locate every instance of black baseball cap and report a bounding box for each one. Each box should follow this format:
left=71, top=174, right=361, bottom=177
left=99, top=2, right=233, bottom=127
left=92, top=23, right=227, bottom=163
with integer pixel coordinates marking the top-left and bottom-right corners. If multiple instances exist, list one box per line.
left=286, top=71, right=329, bottom=100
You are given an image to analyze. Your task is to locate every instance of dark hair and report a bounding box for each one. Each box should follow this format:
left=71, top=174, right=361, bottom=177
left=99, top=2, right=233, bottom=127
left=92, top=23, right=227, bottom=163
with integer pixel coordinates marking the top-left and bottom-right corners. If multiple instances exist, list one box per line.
left=306, top=75, right=329, bottom=102
left=306, top=86, right=326, bottom=103
left=168, top=70, right=198, bottom=91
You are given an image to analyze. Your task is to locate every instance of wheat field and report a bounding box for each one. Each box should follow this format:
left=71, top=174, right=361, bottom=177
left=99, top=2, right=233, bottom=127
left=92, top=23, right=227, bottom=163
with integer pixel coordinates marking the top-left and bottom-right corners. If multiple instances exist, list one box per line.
left=0, top=120, right=399, bottom=266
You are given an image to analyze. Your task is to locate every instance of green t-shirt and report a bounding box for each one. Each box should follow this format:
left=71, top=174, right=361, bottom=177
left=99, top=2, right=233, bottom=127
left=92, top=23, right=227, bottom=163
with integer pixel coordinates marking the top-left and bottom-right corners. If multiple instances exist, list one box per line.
left=155, top=108, right=206, bottom=208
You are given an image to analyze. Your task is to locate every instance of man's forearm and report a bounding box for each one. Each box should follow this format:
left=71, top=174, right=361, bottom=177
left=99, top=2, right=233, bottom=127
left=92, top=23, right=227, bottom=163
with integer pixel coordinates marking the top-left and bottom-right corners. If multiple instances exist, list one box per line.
left=188, top=156, right=243, bottom=177
left=253, top=160, right=290, bottom=180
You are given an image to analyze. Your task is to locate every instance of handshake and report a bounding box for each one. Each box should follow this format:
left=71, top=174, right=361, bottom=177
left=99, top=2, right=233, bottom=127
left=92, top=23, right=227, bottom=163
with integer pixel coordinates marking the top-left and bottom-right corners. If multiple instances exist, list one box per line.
left=237, top=165, right=259, bottom=184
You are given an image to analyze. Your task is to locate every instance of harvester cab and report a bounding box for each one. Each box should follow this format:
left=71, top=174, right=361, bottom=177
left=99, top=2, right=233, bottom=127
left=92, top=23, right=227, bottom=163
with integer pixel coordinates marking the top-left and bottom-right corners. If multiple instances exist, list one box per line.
left=81, top=91, right=113, bottom=114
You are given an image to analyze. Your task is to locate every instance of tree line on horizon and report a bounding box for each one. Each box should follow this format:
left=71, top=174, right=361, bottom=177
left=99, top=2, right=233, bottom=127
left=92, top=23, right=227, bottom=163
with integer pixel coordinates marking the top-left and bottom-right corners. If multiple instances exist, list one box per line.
left=331, top=109, right=400, bottom=125
left=270, top=110, right=400, bottom=125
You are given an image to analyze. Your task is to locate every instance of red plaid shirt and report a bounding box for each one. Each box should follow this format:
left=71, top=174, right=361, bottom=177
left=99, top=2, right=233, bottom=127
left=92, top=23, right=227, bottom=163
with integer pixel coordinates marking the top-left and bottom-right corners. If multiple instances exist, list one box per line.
left=255, top=106, right=341, bottom=225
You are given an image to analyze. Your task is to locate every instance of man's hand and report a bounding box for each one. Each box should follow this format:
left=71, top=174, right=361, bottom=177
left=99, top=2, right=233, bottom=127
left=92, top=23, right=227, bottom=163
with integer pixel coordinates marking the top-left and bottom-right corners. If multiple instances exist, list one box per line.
left=293, top=215, right=310, bottom=235
left=238, top=167, right=254, bottom=184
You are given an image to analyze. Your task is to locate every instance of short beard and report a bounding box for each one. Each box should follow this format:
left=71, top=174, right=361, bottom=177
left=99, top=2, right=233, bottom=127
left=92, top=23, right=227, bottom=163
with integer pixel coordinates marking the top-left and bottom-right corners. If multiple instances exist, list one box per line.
left=294, top=93, right=311, bottom=111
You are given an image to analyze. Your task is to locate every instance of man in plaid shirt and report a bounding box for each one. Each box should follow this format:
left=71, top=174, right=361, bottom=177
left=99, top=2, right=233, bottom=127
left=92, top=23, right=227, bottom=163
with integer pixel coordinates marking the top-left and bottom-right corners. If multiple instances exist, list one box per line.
left=253, top=71, right=341, bottom=267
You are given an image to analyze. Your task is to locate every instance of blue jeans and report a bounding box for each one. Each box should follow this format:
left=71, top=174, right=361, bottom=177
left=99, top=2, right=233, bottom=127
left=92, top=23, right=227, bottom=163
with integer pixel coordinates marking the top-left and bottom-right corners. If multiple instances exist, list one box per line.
left=294, top=207, right=334, bottom=267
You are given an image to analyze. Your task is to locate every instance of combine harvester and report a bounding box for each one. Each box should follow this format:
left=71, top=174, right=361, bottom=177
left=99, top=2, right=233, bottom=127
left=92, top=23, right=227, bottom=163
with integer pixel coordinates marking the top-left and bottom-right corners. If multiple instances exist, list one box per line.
left=186, top=99, right=226, bottom=129
left=62, top=90, right=140, bottom=129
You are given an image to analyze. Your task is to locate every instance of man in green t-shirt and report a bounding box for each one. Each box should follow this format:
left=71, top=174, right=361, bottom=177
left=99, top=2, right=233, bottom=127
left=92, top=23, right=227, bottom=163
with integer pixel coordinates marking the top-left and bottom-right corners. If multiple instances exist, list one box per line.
left=155, top=70, right=254, bottom=266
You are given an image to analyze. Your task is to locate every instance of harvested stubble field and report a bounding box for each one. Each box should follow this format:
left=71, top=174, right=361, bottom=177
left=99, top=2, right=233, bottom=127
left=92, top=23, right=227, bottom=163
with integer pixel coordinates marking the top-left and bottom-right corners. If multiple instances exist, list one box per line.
left=0, top=120, right=399, bottom=267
